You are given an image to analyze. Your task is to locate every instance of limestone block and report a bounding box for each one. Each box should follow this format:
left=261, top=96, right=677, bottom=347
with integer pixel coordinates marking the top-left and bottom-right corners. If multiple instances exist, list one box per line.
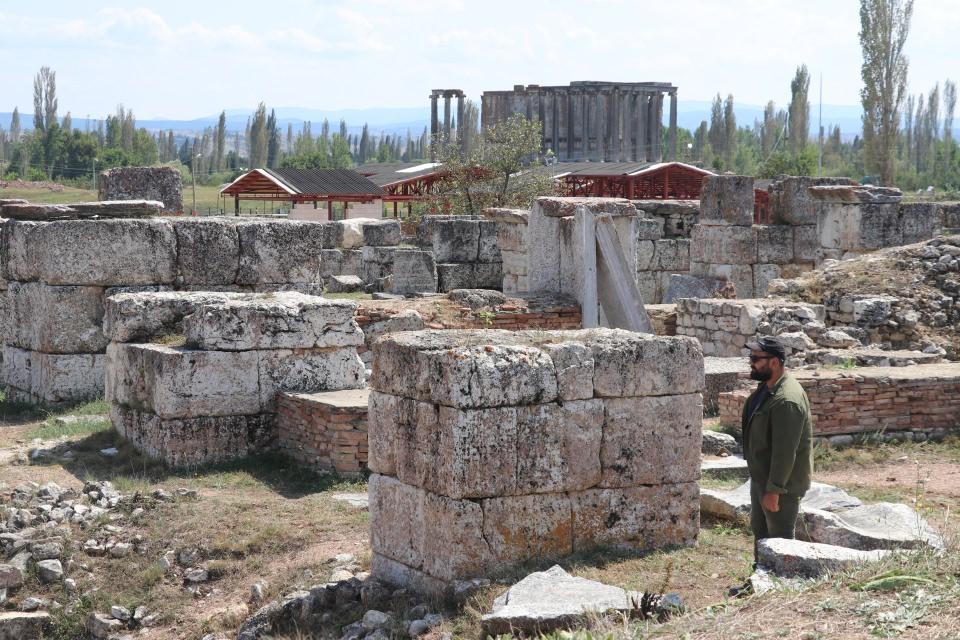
left=698, top=175, right=755, bottom=226
left=182, top=292, right=361, bottom=350
left=428, top=344, right=558, bottom=409
left=526, top=205, right=562, bottom=293
left=653, top=239, right=690, bottom=272
left=436, top=263, right=474, bottom=292
left=6, top=282, right=107, bottom=354
left=797, top=502, right=943, bottom=551
left=370, top=554, right=450, bottom=598
left=753, top=264, right=782, bottom=297
left=571, top=483, right=699, bottom=551
left=103, top=291, right=242, bottom=343
left=341, top=249, right=363, bottom=276
left=0, top=612, right=51, bottom=640
left=361, top=246, right=398, bottom=282
left=589, top=333, right=704, bottom=397
left=540, top=342, right=594, bottom=401
left=326, top=274, right=364, bottom=293
left=369, top=474, right=491, bottom=581
left=433, top=219, right=480, bottom=263
left=111, top=405, right=273, bottom=467
left=757, top=538, right=889, bottom=578
left=808, top=185, right=902, bottom=204
left=899, top=203, right=940, bottom=244
left=478, top=220, right=501, bottom=262
left=480, top=493, right=574, bottom=563
left=172, top=218, right=240, bottom=285
left=793, top=225, right=819, bottom=262
left=755, top=226, right=794, bottom=264
left=473, top=262, right=503, bottom=290
left=493, top=218, right=528, bottom=252
left=319, top=249, right=343, bottom=279
left=635, top=217, right=664, bottom=241
left=7, top=218, right=177, bottom=286
left=366, top=391, right=402, bottom=476
left=98, top=166, right=183, bottom=212
left=635, top=241, right=656, bottom=271
left=500, top=250, right=528, bottom=275
left=362, top=220, right=401, bottom=247
left=258, top=347, right=365, bottom=409
left=333, top=219, right=364, bottom=249
left=599, top=394, right=702, bottom=487
left=536, top=197, right=637, bottom=219
left=858, top=203, right=904, bottom=249
left=817, top=202, right=901, bottom=251
left=663, top=274, right=725, bottom=303
left=690, top=225, right=757, bottom=265
left=690, top=262, right=755, bottom=299
left=768, top=176, right=855, bottom=225
left=635, top=271, right=661, bottom=305
left=3, top=347, right=105, bottom=405
left=515, top=400, right=603, bottom=494
left=389, top=250, right=437, bottom=294
left=135, top=345, right=261, bottom=418
left=236, top=220, right=326, bottom=284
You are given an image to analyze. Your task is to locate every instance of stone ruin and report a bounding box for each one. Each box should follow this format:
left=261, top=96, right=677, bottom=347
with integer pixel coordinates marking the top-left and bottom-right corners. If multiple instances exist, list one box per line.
left=366, top=328, right=704, bottom=595
left=98, top=166, right=183, bottom=213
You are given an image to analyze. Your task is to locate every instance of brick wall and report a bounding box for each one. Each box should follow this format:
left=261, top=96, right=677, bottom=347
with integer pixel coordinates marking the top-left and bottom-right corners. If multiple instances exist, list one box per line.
left=718, top=363, right=960, bottom=436
left=276, top=389, right=370, bottom=476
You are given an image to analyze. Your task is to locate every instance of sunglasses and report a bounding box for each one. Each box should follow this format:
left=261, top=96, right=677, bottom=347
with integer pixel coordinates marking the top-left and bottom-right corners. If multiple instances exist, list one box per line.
left=749, top=354, right=777, bottom=363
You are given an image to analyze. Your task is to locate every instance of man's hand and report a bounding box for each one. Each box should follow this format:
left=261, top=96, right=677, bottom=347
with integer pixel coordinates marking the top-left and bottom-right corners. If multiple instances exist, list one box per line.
left=761, top=492, right=780, bottom=512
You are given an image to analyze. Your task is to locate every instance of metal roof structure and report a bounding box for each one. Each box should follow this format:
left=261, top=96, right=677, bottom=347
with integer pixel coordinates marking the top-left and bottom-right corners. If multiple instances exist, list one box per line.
left=220, top=168, right=384, bottom=200
left=356, top=162, right=445, bottom=187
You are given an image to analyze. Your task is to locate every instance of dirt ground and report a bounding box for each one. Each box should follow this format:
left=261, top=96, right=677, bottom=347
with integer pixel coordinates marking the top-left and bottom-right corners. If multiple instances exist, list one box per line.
left=1, top=403, right=958, bottom=639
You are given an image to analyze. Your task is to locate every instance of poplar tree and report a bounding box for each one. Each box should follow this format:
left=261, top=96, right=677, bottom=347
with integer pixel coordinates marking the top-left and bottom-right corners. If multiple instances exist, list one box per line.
left=788, top=65, right=810, bottom=154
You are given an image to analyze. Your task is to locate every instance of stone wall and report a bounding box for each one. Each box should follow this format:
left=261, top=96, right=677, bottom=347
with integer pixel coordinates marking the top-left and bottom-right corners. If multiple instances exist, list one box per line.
left=718, top=363, right=960, bottom=439
left=98, top=167, right=183, bottom=213
left=106, top=292, right=365, bottom=466
left=484, top=208, right=529, bottom=293
left=414, top=216, right=502, bottom=292
left=367, top=328, right=704, bottom=596
left=675, top=297, right=826, bottom=357
left=276, top=389, right=369, bottom=476
left=632, top=199, right=700, bottom=238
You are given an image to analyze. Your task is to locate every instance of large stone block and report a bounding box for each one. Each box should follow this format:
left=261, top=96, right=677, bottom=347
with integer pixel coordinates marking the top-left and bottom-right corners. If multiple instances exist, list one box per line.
left=690, top=225, right=757, bottom=265
left=7, top=218, right=177, bottom=285
left=111, top=405, right=273, bottom=467
left=755, top=225, right=794, bottom=264
left=515, top=400, right=603, bottom=494
left=361, top=219, right=401, bottom=247
left=436, top=263, right=475, bottom=293
left=899, top=202, right=940, bottom=244
left=98, top=166, right=183, bottom=212
left=389, top=250, right=437, bottom=294
left=6, top=282, right=106, bottom=354
left=652, top=239, right=690, bottom=271
left=480, top=493, right=574, bottom=563
left=427, top=344, right=559, bottom=408
left=589, top=333, right=704, bottom=397
left=490, top=215, right=528, bottom=252
left=473, top=262, right=503, bottom=290
left=817, top=202, right=902, bottom=251
left=753, top=264, right=782, bottom=297
left=183, top=292, right=361, bottom=350
left=768, top=176, right=855, bottom=225
left=361, top=246, right=398, bottom=282
left=793, top=225, right=819, bottom=262
left=428, top=405, right=518, bottom=499
left=571, top=483, right=699, bottom=551
left=540, top=342, right=594, bottom=401
left=599, top=394, right=702, bottom=486
left=690, top=262, right=755, bottom=299
left=103, top=291, right=242, bottom=343
left=236, top=220, right=326, bottom=284
left=3, top=346, right=104, bottom=405
left=433, top=218, right=480, bottom=263
left=698, top=175, right=755, bottom=226
left=258, top=347, right=365, bottom=409
left=172, top=218, right=240, bottom=285
left=477, top=220, right=501, bottom=263
left=808, top=185, right=902, bottom=204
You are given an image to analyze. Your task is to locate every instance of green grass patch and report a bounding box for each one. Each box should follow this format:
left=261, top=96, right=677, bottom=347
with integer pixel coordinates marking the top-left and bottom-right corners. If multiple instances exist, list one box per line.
left=26, top=414, right=111, bottom=440
left=0, top=388, right=42, bottom=422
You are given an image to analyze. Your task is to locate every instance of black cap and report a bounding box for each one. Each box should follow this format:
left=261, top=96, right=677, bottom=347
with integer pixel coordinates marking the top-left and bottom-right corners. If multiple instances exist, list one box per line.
left=746, top=336, right=786, bottom=361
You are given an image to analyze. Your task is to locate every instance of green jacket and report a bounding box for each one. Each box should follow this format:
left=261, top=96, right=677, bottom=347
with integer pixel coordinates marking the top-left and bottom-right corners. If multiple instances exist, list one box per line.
left=741, top=373, right=813, bottom=496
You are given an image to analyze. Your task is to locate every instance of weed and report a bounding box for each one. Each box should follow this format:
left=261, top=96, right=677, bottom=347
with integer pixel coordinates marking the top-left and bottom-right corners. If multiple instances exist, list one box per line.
left=140, top=564, right=165, bottom=589
left=476, top=309, right=496, bottom=326
left=150, top=333, right=186, bottom=347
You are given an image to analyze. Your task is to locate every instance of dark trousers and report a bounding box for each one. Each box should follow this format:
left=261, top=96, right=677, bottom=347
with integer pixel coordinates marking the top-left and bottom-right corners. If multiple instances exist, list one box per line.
left=750, top=481, right=802, bottom=566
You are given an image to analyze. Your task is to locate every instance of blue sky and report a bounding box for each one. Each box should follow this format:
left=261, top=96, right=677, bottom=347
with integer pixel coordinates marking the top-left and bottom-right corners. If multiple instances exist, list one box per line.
left=1, top=0, right=957, bottom=120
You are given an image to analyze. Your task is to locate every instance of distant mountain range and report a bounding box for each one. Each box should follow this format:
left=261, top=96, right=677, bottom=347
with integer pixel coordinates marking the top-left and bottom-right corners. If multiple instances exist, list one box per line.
left=0, top=102, right=867, bottom=140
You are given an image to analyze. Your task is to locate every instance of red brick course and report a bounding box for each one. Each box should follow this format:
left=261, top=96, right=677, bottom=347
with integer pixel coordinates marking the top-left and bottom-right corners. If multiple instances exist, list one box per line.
left=276, top=389, right=370, bottom=476
left=718, top=364, right=960, bottom=436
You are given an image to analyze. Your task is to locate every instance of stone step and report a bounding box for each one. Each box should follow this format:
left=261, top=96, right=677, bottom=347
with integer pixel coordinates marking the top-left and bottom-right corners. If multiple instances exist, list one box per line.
left=700, top=454, right=748, bottom=480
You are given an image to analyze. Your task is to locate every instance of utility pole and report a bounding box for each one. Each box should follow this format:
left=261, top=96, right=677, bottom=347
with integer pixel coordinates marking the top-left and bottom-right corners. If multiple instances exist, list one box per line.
left=92, top=157, right=97, bottom=192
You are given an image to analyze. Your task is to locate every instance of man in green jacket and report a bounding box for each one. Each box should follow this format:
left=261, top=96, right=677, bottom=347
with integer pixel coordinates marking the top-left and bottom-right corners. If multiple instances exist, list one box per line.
left=732, top=336, right=813, bottom=595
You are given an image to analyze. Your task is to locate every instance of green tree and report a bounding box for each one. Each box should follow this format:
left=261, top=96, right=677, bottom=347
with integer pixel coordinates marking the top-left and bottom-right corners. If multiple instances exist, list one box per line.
left=788, top=65, right=811, bottom=154
left=216, top=111, right=227, bottom=171
left=330, top=134, right=352, bottom=169
left=860, top=0, right=913, bottom=185
left=10, top=108, right=21, bottom=142
left=434, top=114, right=555, bottom=215
left=248, top=103, right=267, bottom=168
left=723, top=94, right=737, bottom=169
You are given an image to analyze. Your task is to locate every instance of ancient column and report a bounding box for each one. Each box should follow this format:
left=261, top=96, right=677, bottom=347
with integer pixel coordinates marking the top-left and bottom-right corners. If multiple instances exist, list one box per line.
left=655, top=93, right=665, bottom=161
left=430, top=93, right=439, bottom=161
left=456, top=93, right=465, bottom=146
left=566, top=90, right=575, bottom=160
left=668, top=91, right=678, bottom=161
left=443, top=94, right=452, bottom=140
left=595, top=92, right=606, bottom=162
left=647, top=93, right=659, bottom=162
left=551, top=91, right=560, bottom=157
left=580, top=91, right=589, bottom=160
left=637, top=92, right=648, bottom=162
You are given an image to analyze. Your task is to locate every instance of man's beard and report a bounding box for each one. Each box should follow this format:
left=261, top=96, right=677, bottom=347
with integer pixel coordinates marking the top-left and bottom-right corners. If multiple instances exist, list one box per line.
left=750, top=368, right=772, bottom=381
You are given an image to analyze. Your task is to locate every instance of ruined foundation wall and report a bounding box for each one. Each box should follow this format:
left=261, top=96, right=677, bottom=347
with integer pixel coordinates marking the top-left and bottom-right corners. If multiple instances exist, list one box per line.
left=276, top=389, right=370, bottom=476
left=98, top=167, right=183, bottom=213
left=367, top=328, right=704, bottom=596
left=414, top=216, right=502, bottom=292
left=484, top=208, right=529, bottom=293
left=718, top=363, right=960, bottom=438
